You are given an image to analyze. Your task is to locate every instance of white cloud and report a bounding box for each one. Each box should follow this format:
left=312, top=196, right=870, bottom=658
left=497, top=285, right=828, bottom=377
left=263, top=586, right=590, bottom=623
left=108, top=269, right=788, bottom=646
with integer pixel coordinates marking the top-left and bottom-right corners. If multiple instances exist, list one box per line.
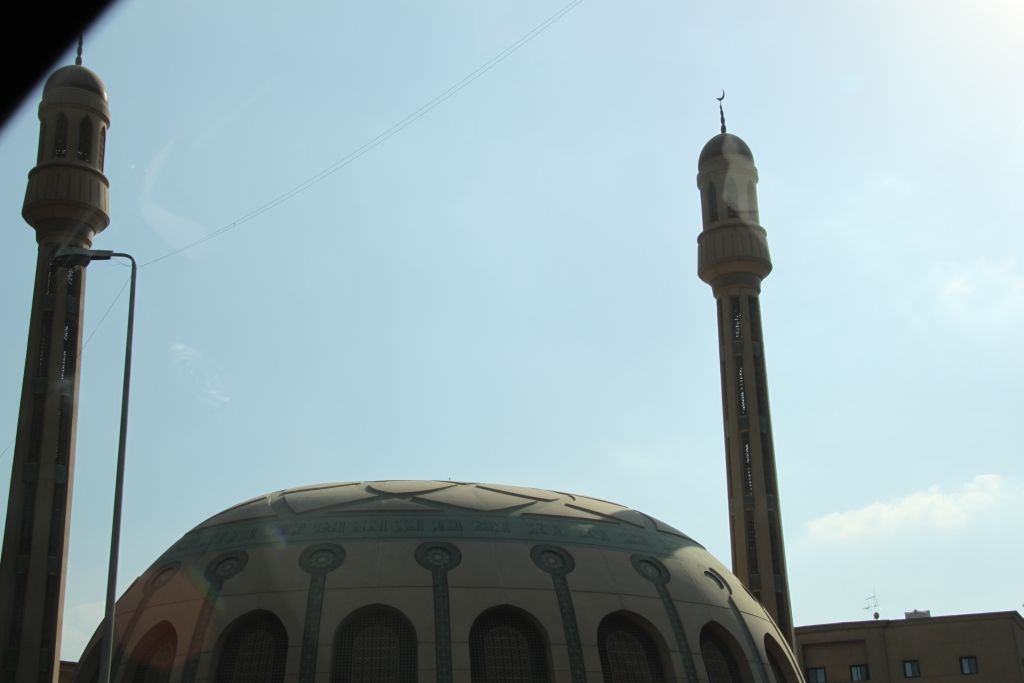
left=171, top=342, right=230, bottom=406
left=60, top=600, right=103, bottom=661
left=805, top=474, right=1007, bottom=543
left=937, top=257, right=1024, bottom=330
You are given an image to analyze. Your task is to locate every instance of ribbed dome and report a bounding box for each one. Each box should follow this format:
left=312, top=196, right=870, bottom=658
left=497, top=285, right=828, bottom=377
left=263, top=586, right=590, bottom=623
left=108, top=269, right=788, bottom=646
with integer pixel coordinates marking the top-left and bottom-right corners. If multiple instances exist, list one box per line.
left=43, top=64, right=108, bottom=101
left=72, top=480, right=801, bottom=682
left=180, top=480, right=698, bottom=554
left=699, top=132, right=754, bottom=165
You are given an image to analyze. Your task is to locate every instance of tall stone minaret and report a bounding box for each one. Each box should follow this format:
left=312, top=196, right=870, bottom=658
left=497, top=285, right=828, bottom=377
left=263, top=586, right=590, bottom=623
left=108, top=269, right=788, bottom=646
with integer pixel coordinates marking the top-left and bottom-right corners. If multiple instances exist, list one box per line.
left=696, top=101, right=793, bottom=644
left=0, top=41, right=111, bottom=681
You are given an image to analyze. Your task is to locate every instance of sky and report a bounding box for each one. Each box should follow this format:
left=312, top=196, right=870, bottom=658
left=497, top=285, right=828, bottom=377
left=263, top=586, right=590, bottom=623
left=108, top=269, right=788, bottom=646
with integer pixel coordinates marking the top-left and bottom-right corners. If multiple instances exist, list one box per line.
left=1, top=0, right=1023, bottom=661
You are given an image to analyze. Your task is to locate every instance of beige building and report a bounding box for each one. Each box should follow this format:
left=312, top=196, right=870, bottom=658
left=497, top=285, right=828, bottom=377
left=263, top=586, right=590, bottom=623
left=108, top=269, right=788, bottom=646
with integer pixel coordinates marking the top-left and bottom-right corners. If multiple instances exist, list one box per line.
left=795, top=611, right=1024, bottom=683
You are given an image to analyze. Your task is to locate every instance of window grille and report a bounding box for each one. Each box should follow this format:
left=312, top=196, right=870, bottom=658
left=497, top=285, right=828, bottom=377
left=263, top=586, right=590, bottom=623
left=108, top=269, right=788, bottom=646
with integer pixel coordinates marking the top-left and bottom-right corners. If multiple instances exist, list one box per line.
left=215, top=611, right=287, bottom=683
left=470, top=608, right=549, bottom=683
left=598, top=615, right=665, bottom=682
left=701, top=629, right=743, bottom=683
left=333, top=606, right=417, bottom=683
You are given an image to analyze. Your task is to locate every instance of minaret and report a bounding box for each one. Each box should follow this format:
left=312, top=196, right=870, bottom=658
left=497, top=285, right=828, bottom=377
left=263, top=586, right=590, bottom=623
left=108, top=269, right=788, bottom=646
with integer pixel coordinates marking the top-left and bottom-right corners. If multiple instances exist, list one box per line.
left=696, top=97, right=793, bottom=644
left=0, top=40, right=111, bottom=681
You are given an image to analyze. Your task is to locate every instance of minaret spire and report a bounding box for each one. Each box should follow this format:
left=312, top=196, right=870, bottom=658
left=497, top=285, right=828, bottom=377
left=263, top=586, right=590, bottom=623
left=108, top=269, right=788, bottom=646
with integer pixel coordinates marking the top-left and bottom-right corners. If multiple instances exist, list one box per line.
left=76, top=35, right=83, bottom=65
left=695, top=121, right=794, bottom=646
left=717, top=90, right=727, bottom=134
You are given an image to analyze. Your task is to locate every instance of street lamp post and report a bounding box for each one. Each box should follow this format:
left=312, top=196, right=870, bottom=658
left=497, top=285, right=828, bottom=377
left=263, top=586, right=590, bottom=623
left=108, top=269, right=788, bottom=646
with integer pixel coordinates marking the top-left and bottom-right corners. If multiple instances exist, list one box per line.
left=53, top=247, right=137, bottom=683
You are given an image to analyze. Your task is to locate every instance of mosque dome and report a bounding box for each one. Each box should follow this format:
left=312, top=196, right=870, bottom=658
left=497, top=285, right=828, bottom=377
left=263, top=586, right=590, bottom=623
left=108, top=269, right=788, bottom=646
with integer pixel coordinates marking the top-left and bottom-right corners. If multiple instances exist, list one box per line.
left=74, top=480, right=801, bottom=682
left=43, top=64, right=108, bottom=101
left=698, top=133, right=754, bottom=167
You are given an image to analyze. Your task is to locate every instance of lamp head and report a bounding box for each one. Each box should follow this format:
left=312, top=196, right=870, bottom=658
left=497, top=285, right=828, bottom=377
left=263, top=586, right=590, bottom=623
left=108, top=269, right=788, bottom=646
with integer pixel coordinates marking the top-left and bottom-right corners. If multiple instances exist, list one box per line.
left=52, top=247, right=114, bottom=268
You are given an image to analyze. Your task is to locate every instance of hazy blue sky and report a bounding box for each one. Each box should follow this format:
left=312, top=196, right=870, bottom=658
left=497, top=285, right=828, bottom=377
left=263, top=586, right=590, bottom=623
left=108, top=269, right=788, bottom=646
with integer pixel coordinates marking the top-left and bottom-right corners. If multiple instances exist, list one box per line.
left=1, top=0, right=1022, bottom=660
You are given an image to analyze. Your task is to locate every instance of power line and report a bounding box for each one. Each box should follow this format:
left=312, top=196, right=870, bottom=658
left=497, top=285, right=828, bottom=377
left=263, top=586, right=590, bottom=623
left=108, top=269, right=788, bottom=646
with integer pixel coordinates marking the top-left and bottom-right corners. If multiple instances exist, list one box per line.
left=142, top=0, right=584, bottom=267
left=1, top=3, right=585, bottom=461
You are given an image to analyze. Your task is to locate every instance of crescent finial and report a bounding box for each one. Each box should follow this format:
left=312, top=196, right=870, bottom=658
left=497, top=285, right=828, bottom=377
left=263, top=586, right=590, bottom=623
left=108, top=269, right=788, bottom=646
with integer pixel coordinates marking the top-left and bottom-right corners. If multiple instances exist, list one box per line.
left=717, top=90, right=726, bottom=134
left=76, top=36, right=83, bottom=66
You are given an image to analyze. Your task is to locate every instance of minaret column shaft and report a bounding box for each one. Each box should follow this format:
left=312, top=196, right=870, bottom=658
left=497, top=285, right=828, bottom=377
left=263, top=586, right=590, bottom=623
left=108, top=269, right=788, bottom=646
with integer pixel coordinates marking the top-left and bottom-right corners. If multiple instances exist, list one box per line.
left=713, top=282, right=792, bottom=641
left=1, top=244, right=86, bottom=681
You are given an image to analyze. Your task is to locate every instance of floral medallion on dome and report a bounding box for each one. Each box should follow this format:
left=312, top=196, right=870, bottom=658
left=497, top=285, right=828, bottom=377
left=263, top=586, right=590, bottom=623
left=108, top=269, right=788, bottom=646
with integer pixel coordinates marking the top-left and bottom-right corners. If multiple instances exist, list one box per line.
left=530, top=544, right=575, bottom=576
left=415, top=541, right=462, bottom=571
left=204, top=551, right=248, bottom=582
left=631, top=554, right=671, bottom=585
left=146, top=562, right=181, bottom=592
left=299, top=543, right=345, bottom=574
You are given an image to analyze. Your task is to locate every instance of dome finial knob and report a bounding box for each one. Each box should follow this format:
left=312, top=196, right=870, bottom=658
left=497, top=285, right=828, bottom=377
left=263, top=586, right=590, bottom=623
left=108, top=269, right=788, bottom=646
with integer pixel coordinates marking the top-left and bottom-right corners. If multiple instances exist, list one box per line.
left=76, top=35, right=83, bottom=66
left=716, top=90, right=726, bottom=134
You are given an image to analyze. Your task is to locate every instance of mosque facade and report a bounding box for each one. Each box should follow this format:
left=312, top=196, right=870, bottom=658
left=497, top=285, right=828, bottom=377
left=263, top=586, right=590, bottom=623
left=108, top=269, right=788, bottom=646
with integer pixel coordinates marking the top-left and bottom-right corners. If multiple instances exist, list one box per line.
left=3, top=54, right=804, bottom=683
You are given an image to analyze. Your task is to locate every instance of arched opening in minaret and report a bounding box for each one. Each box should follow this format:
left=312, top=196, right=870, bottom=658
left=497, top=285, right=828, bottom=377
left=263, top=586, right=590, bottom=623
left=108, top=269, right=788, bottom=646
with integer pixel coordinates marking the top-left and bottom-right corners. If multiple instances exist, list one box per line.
left=37, top=121, right=47, bottom=164
left=98, top=126, right=106, bottom=171
left=707, top=182, right=719, bottom=222
left=77, top=117, right=93, bottom=162
left=746, top=181, right=758, bottom=221
left=54, top=113, right=68, bottom=158
left=724, top=177, right=739, bottom=218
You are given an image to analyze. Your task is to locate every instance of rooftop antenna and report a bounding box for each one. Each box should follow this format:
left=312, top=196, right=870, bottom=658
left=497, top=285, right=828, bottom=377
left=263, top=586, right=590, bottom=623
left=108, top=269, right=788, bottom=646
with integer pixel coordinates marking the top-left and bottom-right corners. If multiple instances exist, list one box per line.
left=76, top=35, right=83, bottom=66
left=717, top=90, right=727, bottom=134
left=864, top=590, right=880, bottom=620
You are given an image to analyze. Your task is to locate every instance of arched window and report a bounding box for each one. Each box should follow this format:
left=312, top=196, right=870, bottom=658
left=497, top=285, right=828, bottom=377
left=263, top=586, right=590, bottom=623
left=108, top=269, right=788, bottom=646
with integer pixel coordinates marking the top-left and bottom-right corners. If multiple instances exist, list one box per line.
left=98, top=126, right=106, bottom=170
left=124, top=621, right=177, bottom=683
left=469, top=606, right=550, bottom=683
left=215, top=610, right=287, bottom=683
left=54, top=113, right=68, bottom=158
left=707, top=182, right=719, bottom=222
left=725, top=177, right=739, bottom=218
left=598, top=613, right=667, bottom=682
left=700, top=624, right=747, bottom=683
left=37, top=121, right=47, bottom=163
left=77, top=117, right=93, bottom=161
left=332, top=605, right=417, bottom=683
left=763, top=634, right=797, bottom=683
left=746, top=181, right=757, bottom=220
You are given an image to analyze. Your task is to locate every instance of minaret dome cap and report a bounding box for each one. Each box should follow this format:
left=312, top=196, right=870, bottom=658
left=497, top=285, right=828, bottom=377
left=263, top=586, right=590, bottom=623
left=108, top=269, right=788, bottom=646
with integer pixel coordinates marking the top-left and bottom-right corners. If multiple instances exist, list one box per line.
left=698, top=132, right=754, bottom=166
left=43, top=64, right=108, bottom=101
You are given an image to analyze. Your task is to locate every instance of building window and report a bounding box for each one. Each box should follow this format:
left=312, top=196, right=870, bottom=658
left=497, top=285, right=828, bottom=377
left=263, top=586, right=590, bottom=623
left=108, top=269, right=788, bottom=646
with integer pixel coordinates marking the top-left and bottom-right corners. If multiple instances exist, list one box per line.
left=470, top=606, right=550, bottom=682
left=215, top=610, right=287, bottom=683
left=850, top=664, right=869, bottom=681
left=959, top=656, right=978, bottom=675
left=700, top=627, right=745, bottom=683
left=902, top=660, right=921, bottom=678
left=597, top=613, right=666, bottom=682
left=806, top=668, right=826, bottom=683
left=333, top=605, right=417, bottom=682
